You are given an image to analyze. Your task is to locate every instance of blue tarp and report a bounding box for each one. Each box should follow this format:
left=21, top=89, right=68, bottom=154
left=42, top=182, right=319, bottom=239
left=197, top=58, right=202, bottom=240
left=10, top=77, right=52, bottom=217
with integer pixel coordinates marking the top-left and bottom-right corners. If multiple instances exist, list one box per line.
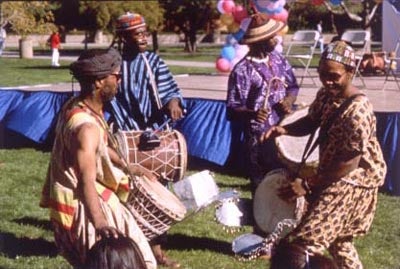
left=1, top=90, right=399, bottom=196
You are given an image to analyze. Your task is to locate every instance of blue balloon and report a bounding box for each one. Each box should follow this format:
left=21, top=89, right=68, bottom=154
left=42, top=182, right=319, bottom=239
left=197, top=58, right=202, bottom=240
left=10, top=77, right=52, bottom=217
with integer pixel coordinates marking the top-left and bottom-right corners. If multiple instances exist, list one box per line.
left=221, top=45, right=236, bottom=61
left=330, top=0, right=342, bottom=5
left=232, top=29, right=245, bottom=42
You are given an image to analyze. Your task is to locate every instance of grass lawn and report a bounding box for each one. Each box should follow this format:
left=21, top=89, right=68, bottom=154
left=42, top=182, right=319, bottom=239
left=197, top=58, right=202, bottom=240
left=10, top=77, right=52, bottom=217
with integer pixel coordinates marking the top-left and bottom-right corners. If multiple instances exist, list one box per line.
left=0, top=149, right=399, bottom=269
left=0, top=50, right=399, bottom=268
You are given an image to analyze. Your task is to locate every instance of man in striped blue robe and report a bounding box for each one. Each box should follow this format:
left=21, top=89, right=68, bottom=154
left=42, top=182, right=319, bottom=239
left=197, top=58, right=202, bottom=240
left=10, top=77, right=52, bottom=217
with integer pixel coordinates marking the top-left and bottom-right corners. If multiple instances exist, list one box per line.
left=109, top=12, right=184, bottom=132
left=108, top=12, right=184, bottom=269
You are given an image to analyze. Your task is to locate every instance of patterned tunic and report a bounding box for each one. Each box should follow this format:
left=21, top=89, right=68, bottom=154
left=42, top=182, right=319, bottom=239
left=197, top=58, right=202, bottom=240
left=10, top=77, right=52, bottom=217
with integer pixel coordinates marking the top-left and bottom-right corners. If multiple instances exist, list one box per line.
left=226, top=51, right=299, bottom=138
left=40, top=97, right=156, bottom=268
left=289, top=88, right=387, bottom=269
left=109, top=51, right=183, bottom=131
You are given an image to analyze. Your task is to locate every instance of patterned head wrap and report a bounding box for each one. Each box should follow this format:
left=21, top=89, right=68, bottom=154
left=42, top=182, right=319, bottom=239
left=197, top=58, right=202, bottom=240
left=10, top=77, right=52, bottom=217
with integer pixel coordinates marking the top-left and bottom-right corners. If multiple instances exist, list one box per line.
left=320, top=41, right=356, bottom=68
left=70, top=47, right=121, bottom=80
left=116, top=12, right=146, bottom=32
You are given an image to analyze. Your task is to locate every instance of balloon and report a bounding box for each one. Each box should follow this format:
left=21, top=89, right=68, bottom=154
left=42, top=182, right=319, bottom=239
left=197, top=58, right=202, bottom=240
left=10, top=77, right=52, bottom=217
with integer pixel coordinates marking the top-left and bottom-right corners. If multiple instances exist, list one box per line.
left=264, top=0, right=286, bottom=14
left=227, top=22, right=240, bottom=33
left=234, top=44, right=249, bottom=59
left=220, top=13, right=235, bottom=26
left=225, top=34, right=238, bottom=45
left=217, top=0, right=226, bottom=14
left=232, top=5, right=248, bottom=23
left=232, top=29, right=245, bottom=42
left=270, top=8, right=288, bottom=22
left=278, top=25, right=289, bottom=36
left=312, top=0, right=325, bottom=5
left=216, top=57, right=231, bottom=73
left=221, top=45, right=236, bottom=61
left=230, top=57, right=241, bottom=69
left=222, top=0, right=236, bottom=13
left=239, top=17, right=251, bottom=31
left=330, top=0, right=342, bottom=5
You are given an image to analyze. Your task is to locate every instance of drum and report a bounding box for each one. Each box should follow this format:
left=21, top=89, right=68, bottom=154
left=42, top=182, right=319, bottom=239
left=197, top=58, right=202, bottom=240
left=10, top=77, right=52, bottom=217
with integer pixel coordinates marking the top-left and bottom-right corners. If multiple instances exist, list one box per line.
left=276, top=107, right=319, bottom=178
left=253, top=169, right=306, bottom=237
left=126, top=176, right=187, bottom=240
left=232, top=233, right=272, bottom=261
left=115, top=130, right=187, bottom=182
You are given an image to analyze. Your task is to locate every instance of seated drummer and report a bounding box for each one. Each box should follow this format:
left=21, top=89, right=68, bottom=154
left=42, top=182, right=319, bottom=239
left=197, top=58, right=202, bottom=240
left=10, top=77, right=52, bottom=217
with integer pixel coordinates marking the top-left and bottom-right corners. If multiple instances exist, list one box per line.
left=226, top=13, right=299, bottom=234
left=263, top=41, right=387, bottom=269
left=106, top=12, right=184, bottom=268
left=40, top=48, right=157, bottom=268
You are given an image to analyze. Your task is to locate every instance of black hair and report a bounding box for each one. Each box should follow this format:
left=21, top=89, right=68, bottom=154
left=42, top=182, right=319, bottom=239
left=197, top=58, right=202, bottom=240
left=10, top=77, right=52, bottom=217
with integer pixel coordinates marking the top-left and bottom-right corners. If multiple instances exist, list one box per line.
left=85, top=234, right=147, bottom=269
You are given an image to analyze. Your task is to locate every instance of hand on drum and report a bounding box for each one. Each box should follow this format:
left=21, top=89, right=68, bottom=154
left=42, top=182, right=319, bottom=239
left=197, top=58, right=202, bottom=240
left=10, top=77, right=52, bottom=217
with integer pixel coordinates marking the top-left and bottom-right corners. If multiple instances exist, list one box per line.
left=127, top=164, right=158, bottom=181
left=259, top=125, right=287, bottom=143
left=278, top=178, right=307, bottom=202
left=166, top=98, right=184, bottom=121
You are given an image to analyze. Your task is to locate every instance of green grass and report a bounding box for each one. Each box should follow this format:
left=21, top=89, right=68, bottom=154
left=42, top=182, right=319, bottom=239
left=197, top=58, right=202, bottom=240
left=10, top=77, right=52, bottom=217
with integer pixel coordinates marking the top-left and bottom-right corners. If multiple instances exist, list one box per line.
left=1, top=48, right=399, bottom=268
left=0, top=149, right=399, bottom=269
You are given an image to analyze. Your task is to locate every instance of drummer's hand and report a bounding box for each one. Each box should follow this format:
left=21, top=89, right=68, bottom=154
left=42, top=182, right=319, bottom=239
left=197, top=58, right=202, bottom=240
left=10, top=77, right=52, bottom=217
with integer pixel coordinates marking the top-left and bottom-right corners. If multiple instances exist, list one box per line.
left=278, top=178, right=307, bottom=202
left=254, top=108, right=269, bottom=123
left=128, top=164, right=158, bottom=181
left=166, top=98, right=183, bottom=121
left=96, top=225, right=120, bottom=240
left=259, top=125, right=287, bottom=143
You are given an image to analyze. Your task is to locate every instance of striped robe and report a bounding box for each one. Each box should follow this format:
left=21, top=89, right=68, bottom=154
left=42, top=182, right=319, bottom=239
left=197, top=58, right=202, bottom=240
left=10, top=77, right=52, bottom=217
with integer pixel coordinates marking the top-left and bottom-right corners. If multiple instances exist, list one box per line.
left=109, top=51, right=183, bottom=131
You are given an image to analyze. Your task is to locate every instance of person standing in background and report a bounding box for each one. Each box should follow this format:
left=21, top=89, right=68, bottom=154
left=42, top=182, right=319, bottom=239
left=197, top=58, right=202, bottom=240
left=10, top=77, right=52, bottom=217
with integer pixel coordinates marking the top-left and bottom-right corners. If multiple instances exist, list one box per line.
left=317, top=21, right=324, bottom=52
left=49, top=29, right=61, bottom=67
left=0, top=26, right=6, bottom=57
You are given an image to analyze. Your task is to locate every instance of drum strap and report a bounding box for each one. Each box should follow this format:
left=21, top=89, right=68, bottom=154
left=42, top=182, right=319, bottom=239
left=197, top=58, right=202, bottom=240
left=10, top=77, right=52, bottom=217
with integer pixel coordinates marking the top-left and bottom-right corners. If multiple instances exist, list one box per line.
left=297, top=93, right=365, bottom=176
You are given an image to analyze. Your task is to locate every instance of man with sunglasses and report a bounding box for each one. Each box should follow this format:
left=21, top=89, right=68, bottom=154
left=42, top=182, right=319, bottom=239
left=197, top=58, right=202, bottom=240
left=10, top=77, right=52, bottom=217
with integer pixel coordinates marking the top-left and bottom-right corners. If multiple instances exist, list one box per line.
left=108, top=12, right=184, bottom=132
left=107, top=12, right=184, bottom=268
left=40, top=48, right=156, bottom=268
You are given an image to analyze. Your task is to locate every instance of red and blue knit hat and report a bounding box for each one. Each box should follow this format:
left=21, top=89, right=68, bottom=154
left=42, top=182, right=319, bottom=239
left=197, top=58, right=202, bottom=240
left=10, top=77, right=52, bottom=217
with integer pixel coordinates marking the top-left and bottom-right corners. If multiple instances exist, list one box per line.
left=116, top=12, right=146, bottom=32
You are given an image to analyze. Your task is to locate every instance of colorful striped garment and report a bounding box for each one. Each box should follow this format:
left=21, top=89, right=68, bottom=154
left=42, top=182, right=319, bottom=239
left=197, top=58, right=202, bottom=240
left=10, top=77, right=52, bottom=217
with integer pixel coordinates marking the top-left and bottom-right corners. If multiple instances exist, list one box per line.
left=109, top=51, right=183, bottom=131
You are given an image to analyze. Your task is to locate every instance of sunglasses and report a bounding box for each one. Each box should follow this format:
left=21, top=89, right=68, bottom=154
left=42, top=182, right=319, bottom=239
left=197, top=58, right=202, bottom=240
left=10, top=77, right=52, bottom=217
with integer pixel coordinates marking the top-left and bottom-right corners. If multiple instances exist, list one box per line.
left=110, top=72, right=122, bottom=80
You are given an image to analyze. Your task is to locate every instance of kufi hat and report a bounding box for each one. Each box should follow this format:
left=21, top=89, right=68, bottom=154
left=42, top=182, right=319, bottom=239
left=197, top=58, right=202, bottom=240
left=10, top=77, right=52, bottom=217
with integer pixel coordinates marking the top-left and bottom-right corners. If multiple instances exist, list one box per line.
left=240, top=13, right=285, bottom=44
left=320, top=41, right=356, bottom=68
left=70, top=47, right=121, bottom=80
left=116, top=12, right=146, bottom=32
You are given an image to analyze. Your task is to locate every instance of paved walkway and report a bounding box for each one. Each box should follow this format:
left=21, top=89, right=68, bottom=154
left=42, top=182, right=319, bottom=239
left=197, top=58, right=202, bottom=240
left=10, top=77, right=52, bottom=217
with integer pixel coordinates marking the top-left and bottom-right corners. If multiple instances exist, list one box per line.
left=2, top=51, right=399, bottom=112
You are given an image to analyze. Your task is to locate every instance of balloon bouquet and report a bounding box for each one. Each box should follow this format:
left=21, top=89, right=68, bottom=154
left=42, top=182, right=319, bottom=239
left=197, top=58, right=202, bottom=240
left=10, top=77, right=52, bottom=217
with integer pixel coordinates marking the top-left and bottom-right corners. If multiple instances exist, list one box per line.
left=215, top=0, right=289, bottom=73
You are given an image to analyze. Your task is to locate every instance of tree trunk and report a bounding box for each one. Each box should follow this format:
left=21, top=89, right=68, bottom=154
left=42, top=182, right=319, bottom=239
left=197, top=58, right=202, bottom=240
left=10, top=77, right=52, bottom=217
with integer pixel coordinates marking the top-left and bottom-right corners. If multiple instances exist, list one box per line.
left=19, top=38, right=33, bottom=59
left=152, top=31, right=159, bottom=54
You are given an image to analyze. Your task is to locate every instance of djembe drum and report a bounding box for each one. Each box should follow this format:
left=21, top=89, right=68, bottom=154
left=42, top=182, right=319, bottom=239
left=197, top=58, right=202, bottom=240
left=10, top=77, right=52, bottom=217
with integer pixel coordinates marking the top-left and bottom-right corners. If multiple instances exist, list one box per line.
left=126, top=175, right=187, bottom=240
left=276, top=107, right=319, bottom=178
left=115, top=130, right=187, bottom=182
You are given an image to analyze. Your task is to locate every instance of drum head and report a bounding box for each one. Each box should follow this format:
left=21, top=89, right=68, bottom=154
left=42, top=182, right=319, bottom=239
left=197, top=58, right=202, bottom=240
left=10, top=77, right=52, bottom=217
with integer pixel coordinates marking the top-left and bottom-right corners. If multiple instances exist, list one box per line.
left=276, top=107, right=319, bottom=165
left=253, top=169, right=301, bottom=235
left=232, top=233, right=271, bottom=260
left=140, top=176, right=187, bottom=219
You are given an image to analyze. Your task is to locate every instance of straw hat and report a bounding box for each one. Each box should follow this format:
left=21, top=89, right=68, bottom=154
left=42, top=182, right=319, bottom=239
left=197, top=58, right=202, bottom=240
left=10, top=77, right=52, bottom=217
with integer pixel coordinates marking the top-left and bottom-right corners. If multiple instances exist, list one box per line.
left=116, top=12, right=146, bottom=33
left=240, top=13, right=285, bottom=44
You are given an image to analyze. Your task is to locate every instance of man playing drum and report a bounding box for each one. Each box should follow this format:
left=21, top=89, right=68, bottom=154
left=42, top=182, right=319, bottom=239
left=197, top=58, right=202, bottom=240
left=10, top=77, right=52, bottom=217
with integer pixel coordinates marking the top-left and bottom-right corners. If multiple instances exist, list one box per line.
left=40, top=48, right=157, bottom=268
left=108, top=12, right=184, bottom=131
left=226, top=13, right=299, bottom=234
left=263, top=41, right=387, bottom=269
left=107, top=12, right=185, bottom=268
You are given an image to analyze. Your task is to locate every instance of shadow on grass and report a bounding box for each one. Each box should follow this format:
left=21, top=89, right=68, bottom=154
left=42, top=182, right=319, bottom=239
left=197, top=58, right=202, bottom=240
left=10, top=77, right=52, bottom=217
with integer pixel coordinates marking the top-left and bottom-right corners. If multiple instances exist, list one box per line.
left=164, top=233, right=232, bottom=256
left=14, top=217, right=53, bottom=232
left=0, top=232, right=57, bottom=258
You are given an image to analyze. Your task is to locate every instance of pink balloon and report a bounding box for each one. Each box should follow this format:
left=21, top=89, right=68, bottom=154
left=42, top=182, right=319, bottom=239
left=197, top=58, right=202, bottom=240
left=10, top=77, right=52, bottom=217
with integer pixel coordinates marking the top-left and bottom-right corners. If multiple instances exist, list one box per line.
left=217, top=0, right=226, bottom=14
left=232, top=5, right=248, bottom=23
left=216, top=57, right=231, bottom=73
left=222, top=0, right=236, bottom=13
left=270, top=8, right=288, bottom=23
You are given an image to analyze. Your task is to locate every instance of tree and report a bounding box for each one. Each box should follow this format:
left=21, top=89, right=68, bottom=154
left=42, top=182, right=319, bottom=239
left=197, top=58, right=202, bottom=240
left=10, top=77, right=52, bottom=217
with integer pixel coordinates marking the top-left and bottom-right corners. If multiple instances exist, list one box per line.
left=160, top=0, right=219, bottom=53
left=1, top=1, right=58, bottom=58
